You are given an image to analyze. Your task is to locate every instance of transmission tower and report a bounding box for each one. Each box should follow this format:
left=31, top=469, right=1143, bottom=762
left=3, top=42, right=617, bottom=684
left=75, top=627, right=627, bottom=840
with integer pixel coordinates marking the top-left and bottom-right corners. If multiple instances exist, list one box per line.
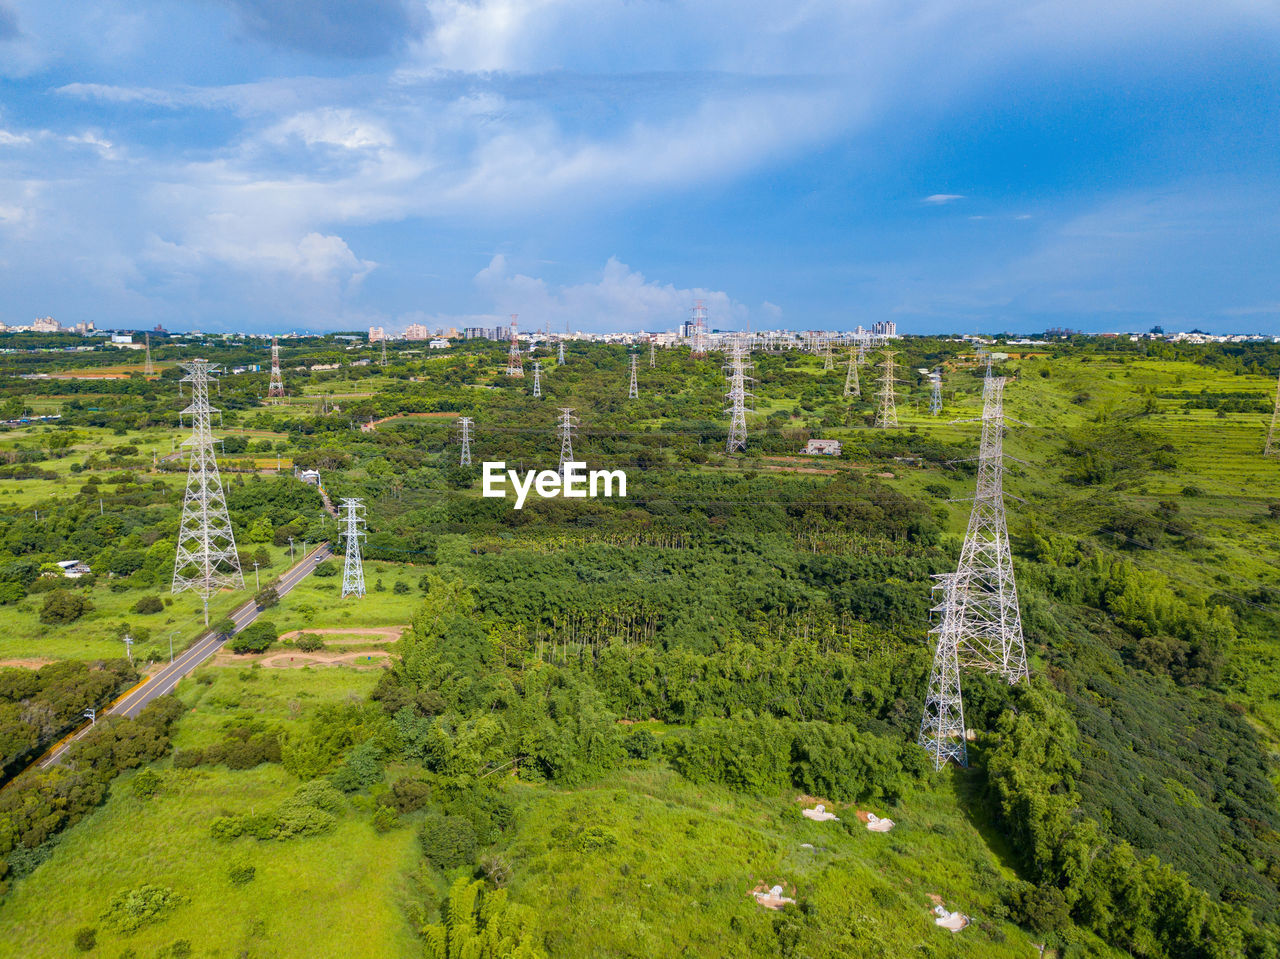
left=649, top=338, right=656, bottom=368
left=144, top=333, right=154, bottom=376
left=532, top=360, right=543, bottom=398
left=267, top=336, right=286, bottom=403
left=929, top=369, right=943, bottom=415
left=381, top=337, right=387, bottom=367
left=1265, top=369, right=1280, bottom=456
left=844, top=346, right=860, bottom=397
left=506, top=315, right=524, bottom=377
left=556, top=407, right=578, bottom=473
left=919, top=573, right=968, bottom=769
left=628, top=353, right=639, bottom=399
left=875, top=351, right=900, bottom=428
left=558, top=340, right=566, bottom=366
left=458, top=416, right=473, bottom=466
left=171, top=360, right=243, bottom=623
left=823, top=338, right=834, bottom=371
left=690, top=301, right=708, bottom=357
left=724, top=338, right=752, bottom=453
left=339, top=498, right=366, bottom=599
left=856, top=336, right=866, bottom=365
left=949, top=372, right=1028, bottom=682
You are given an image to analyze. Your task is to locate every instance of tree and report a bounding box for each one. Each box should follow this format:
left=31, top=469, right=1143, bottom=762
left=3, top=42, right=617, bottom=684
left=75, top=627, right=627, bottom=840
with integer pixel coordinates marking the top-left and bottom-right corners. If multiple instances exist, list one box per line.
left=132, top=595, right=164, bottom=615
left=39, top=590, right=92, bottom=625
left=247, top=515, right=274, bottom=544
left=230, top=620, right=277, bottom=654
left=254, top=586, right=279, bottom=610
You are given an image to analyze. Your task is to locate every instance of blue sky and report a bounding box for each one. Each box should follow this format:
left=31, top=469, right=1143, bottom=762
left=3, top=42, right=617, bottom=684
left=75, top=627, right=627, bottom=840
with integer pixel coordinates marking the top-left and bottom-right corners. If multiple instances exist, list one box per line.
left=1, top=1, right=1278, bottom=335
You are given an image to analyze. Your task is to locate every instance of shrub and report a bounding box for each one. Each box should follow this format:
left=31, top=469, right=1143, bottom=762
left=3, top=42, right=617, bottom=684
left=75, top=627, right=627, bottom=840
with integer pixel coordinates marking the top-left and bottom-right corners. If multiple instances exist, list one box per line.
left=372, top=805, right=399, bottom=833
left=228, top=861, right=256, bottom=886
left=253, top=586, right=279, bottom=610
left=393, top=581, right=409, bottom=594
left=131, top=595, right=164, bottom=615
left=39, top=589, right=92, bottom=625
left=313, top=560, right=337, bottom=577
left=230, top=620, right=277, bottom=654
left=73, top=926, right=96, bottom=952
left=173, top=748, right=204, bottom=769
left=132, top=768, right=161, bottom=799
left=100, top=884, right=184, bottom=933
left=295, top=633, right=324, bottom=652
left=385, top=775, right=432, bottom=813
left=419, top=812, right=477, bottom=870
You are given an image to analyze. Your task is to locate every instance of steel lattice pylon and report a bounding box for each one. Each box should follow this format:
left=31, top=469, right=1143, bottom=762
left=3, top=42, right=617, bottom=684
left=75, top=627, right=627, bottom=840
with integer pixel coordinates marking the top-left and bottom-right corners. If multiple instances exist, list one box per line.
left=172, top=359, right=243, bottom=621
left=1265, top=369, right=1280, bottom=456
left=822, top=338, right=834, bottom=371
left=724, top=336, right=752, bottom=453
left=929, top=369, right=942, bottom=415
left=556, top=407, right=577, bottom=473
left=950, top=372, right=1029, bottom=682
left=875, top=350, right=899, bottom=428
left=506, top=315, right=524, bottom=377
left=144, top=332, right=154, bottom=376
left=628, top=353, right=638, bottom=399
left=532, top=360, right=543, bottom=398
left=690, top=301, right=708, bottom=357
left=558, top=340, right=565, bottom=366
left=649, top=338, right=656, bottom=368
left=339, top=498, right=366, bottom=599
left=267, top=337, right=286, bottom=403
left=458, top=416, right=473, bottom=467
left=844, top=346, right=860, bottom=397
left=919, top=573, right=968, bottom=769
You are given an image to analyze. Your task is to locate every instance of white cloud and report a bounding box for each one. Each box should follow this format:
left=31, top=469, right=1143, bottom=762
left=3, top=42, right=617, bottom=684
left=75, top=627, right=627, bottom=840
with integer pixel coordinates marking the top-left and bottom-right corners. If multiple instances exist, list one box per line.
left=924, top=194, right=965, bottom=205
left=0, top=130, right=31, bottom=146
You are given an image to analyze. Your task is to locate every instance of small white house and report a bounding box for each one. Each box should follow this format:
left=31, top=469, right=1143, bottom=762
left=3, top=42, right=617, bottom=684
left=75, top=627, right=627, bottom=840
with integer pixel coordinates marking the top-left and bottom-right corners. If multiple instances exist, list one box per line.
left=429, top=338, right=451, bottom=349
left=803, top=439, right=842, bottom=456
left=56, top=560, right=92, bottom=578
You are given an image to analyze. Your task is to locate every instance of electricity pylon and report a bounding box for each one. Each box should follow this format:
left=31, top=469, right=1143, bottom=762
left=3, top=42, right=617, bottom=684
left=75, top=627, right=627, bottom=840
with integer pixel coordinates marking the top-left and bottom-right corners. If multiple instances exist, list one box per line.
left=649, top=338, right=656, bottom=368
left=844, top=346, right=860, bottom=397
left=875, top=351, right=900, bottom=428
left=339, top=498, right=366, bottom=599
left=506, top=315, right=524, bottom=377
left=856, top=337, right=866, bottom=365
left=556, top=407, right=577, bottom=473
left=628, top=353, right=639, bottom=399
left=558, top=340, right=566, bottom=366
left=532, top=360, right=543, bottom=398
left=267, top=336, right=286, bottom=403
left=1265, top=369, right=1280, bottom=456
left=724, top=337, right=751, bottom=453
left=949, top=371, right=1028, bottom=682
left=919, top=573, right=968, bottom=769
left=690, top=301, right=708, bottom=357
left=822, top=338, right=834, bottom=371
left=381, top=337, right=387, bottom=367
left=144, top=333, right=154, bottom=376
left=929, top=369, right=943, bottom=415
left=171, top=360, right=243, bottom=624
left=458, top=416, right=473, bottom=467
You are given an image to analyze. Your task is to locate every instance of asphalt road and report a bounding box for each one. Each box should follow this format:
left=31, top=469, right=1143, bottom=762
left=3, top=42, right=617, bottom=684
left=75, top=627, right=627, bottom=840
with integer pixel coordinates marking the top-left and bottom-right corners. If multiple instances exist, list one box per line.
left=38, top=542, right=332, bottom=769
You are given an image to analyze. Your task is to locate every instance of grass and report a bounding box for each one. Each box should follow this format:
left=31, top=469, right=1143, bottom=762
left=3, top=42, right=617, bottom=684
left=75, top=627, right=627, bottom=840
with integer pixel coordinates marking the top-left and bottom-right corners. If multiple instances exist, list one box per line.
left=0, top=668, right=421, bottom=959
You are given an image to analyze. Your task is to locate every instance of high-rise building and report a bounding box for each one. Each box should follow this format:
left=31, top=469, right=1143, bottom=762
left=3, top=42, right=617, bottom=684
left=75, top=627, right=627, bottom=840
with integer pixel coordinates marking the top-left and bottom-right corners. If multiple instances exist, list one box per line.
left=368, top=326, right=386, bottom=342
left=404, top=323, right=430, bottom=341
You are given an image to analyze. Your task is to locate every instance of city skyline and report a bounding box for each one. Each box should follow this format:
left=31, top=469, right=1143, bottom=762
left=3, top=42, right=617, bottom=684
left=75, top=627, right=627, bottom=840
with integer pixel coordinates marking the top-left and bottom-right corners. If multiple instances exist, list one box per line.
left=1, top=2, right=1278, bottom=334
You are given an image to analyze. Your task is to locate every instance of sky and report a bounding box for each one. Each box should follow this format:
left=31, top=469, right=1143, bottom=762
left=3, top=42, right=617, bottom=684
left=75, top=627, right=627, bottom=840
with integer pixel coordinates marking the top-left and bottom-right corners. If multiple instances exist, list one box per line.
left=1, top=1, right=1279, bottom=335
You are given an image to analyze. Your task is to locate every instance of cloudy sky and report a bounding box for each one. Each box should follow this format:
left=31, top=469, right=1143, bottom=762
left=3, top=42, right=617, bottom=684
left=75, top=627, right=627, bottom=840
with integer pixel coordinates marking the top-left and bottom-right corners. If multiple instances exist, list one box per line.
left=1, top=1, right=1278, bottom=334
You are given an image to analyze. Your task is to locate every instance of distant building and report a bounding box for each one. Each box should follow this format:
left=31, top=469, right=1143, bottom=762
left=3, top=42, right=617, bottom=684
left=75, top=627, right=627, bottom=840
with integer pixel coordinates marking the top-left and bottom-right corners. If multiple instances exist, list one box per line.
left=298, top=469, right=322, bottom=486
left=429, top=338, right=450, bottom=349
left=404, top=323, right=430, bottom=341
left=31, top=316, right=64, bottom=333
left=368, top=326, right=386, bottom=342
left=872, top=320, right=897, bottom=338
left=803, top=439, right=842, bottom=456
left=55, top=560, right=92, bottom=578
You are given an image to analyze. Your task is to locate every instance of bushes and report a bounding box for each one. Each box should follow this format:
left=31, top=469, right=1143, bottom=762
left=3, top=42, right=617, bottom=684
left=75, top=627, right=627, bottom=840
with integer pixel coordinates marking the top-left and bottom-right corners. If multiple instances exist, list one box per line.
left=131, top=595, right=164, bottom=614
left=253, top=586, right=279, bottom=609
left=295, top=633, right=325, bottom=652
left=419, top=812, right=477, bottom=870
left=99, top=884, right=184, bottom=933
left=210, top=781, right=344, bottom=843
left=313, top=560, right=337, bottom=577
left=39, top=589, right=92, bottom=624
left=229, top=620, right=278, bottom=654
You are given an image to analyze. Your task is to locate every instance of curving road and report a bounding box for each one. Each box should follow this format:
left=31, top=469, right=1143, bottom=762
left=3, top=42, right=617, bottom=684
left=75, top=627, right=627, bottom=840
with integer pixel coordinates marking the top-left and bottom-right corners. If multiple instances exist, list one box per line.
left=39, top=542, right=332, bottom=768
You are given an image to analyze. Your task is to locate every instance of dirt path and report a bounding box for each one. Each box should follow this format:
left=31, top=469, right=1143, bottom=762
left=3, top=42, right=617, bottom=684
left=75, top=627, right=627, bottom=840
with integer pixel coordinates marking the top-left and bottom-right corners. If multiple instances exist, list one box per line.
left=0, top=658, right=55, bottom=670
left=236, top=650, right=394, bottom=669
left=277, top=626, right=406, bottom=643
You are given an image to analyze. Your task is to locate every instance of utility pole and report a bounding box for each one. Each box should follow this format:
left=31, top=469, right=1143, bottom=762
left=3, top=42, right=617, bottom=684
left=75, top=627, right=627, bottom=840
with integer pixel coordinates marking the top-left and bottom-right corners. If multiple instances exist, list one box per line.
left=724, top=336, right=751, bottom=453
left=123, top=633, right=134, bottom=665
left=1265, top=369, right=1280, bottom=456
left=649, top=338, right=656, bottom=368
left=381, top=336, right=387, bottom=367
left=144, top=332, right=154, bottom=376
left=268, top=336, right=286, bottom=403
left=875, top=351, right=900, bottom=428
left=918, top=573, right=967, bottom=769
left=506, top=315, right=524, bottom=377
left=948, top=370, right=1028, bottom=683
left=458, top=416, right=473, bottom=466
left=84, top=707, right=96, bottom=727
left=556, top=407, right=577, bottom=474
left=628, top=353, right=639, bottom=399
left=558, top=339, right=566, bottom=366
left=532, top=360, right=543, bottom=398
left=253, top=560, right=260, bottom=591
left=844, top=346, right=860, bottom=398
left=929, top=369, right=943, bottom=415
left=288, top=536, right=295, bottom=561
left=172, top=360, right=243, bottom=625
left=339, top=498, right=366, bottom=599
